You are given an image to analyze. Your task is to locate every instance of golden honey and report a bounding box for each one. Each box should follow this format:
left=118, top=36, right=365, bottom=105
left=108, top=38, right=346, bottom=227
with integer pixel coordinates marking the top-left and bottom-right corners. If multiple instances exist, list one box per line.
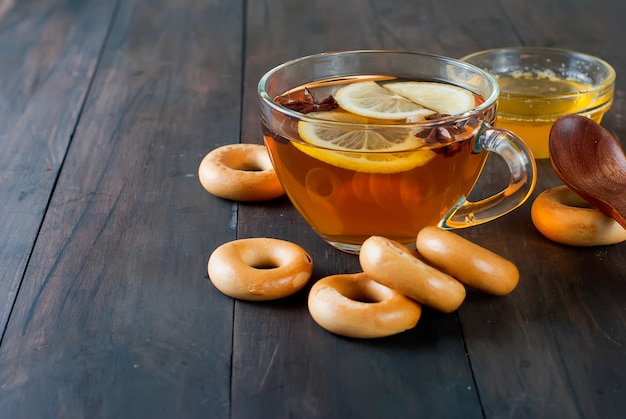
left=462, top=47, right=616, bottom=160
left=494, top=72, right=610, bottom=159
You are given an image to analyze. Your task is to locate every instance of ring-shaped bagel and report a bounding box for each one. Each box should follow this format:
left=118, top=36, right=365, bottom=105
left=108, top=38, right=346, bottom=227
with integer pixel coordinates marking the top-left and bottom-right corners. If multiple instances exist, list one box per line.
left=307, top=273, right=422, bottom=338
left=531, top=185, right=626, bottom=246
left=359, top=236, right=466, bottom=313
left=208, top=238, right=313, bottom=300
left=416, top=227, right=519, bottom=296
left=199, top=144, right=285, bottom=201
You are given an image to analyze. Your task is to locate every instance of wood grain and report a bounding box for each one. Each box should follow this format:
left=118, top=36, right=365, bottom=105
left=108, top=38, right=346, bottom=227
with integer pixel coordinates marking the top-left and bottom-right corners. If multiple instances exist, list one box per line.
left=0, top=0, right=625, bottom=418
left=0, top=0, right=116, bottom=342
left=0, top=0, right=242, bottom=416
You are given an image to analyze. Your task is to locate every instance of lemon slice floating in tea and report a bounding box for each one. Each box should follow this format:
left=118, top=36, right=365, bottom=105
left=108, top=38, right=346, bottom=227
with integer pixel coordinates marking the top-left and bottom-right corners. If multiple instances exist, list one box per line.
left=334, top=81, right=436, bottom=120
left=296, top=111, right=436, bottom=174
left=384, top=82, right=476, bottom=115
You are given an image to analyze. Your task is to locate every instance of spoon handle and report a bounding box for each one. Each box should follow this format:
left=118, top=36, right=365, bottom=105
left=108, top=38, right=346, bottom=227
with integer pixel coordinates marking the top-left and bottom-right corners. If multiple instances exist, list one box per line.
left=609, top=204, right=626, bottom=230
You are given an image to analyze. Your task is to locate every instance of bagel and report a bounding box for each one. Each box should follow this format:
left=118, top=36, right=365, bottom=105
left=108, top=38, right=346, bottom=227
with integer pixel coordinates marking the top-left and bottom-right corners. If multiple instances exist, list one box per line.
left=208, top=238, right=312, bottom=300
left=307, top=273, right=422, bottom=338
left=531, top=185, right=626, bottom=246
left=198, top=143, right=285, bottom=201
left=416, top=227, right=519, bottom=296
left=359, top=236, right=466, bottom=313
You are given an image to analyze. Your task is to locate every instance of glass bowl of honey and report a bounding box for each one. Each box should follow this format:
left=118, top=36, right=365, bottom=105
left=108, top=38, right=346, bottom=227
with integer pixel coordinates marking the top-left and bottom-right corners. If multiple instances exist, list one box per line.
left=461, top=47, right=615, bottom=159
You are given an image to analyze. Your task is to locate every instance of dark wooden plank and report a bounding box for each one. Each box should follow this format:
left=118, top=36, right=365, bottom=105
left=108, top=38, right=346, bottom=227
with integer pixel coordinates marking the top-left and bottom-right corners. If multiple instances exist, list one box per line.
left=2, top=0, right=624, bottom=418
left=0, top=0, right=116, bottom=340
left=235, top=0, right=626, bottom=418
left=232, top=1, right=523, bottom=417
left=453, top=1, right=626, bottom=417
left=0, top=0, right=243, bottom=416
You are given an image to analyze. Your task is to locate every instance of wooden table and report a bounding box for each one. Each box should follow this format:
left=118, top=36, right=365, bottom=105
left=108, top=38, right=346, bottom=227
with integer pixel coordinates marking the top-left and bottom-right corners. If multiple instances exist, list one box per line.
left=1, top=0, right=625, bottom=417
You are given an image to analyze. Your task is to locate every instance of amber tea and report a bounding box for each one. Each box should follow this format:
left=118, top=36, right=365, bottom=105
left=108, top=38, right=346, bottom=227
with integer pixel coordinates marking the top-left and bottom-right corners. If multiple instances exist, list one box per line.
left=263, top=77, right=488, bottom=250
left=258, top=51, right=536, bottom=253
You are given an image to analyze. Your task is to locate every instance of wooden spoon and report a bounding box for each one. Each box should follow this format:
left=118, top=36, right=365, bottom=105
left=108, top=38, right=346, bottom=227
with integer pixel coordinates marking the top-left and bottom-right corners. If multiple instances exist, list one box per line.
left=549, top=115, right=626, bottom=229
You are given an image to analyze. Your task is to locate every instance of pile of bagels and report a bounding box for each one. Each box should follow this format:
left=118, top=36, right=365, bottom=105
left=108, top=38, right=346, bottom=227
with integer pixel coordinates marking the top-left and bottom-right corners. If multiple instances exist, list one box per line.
left=311, top=229, right=520, bottom=338
left=200, top=143, right=626, bottom=339
left=207, top=228, right=520, bottom=339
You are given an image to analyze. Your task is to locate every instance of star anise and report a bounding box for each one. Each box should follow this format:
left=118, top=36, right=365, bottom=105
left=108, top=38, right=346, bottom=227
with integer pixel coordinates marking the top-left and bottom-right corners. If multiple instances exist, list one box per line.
left=276, top=87, right=339, bottom=114
left=416, top=117, right=473, bottom=157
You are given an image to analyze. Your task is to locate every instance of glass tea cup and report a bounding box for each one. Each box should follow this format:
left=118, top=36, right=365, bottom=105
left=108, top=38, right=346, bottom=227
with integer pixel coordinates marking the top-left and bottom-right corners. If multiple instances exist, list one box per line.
left=462, top=47, right=615, bottom=159
left=258, top=50, right=537, bottom=253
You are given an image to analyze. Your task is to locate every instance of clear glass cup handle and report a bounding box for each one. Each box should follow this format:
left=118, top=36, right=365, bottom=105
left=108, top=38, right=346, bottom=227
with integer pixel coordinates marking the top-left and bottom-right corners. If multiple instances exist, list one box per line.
left=439, top=125, right=537, bottom=229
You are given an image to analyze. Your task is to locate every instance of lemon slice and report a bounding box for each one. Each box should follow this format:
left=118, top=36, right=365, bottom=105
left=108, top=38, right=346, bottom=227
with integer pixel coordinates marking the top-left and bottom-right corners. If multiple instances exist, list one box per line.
left=298, top=111, right=417, bottom=151
left=384, top=82, right=476, bottom=115
left=295, top=111, right=436, bottom=174
left=334, top=81, right=436, bottom=120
